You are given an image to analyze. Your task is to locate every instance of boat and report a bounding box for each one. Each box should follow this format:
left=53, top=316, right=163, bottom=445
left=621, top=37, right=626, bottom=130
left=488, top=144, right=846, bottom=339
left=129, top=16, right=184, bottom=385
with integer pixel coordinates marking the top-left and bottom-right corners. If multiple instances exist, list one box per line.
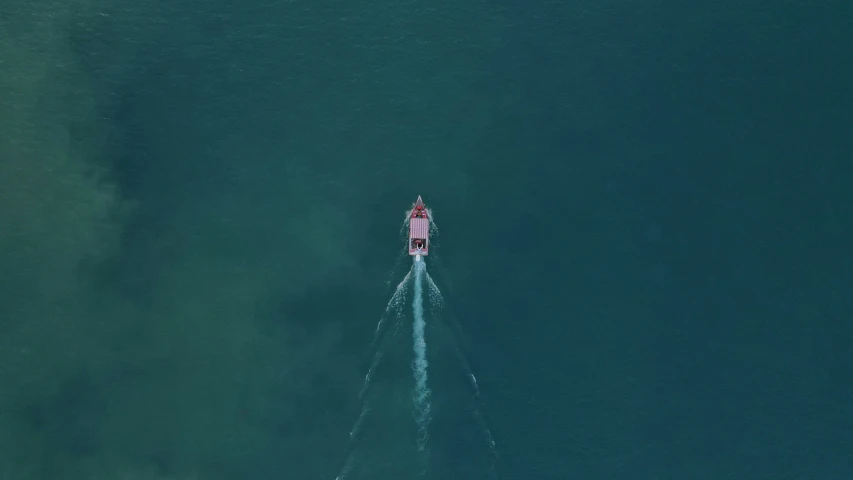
left=408, top=195, right=430, bottom=256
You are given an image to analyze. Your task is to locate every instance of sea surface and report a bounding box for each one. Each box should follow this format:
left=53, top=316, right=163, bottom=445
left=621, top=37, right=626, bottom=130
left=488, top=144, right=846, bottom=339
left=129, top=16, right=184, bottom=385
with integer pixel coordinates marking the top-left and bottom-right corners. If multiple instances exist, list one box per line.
left=1, top=0, right=851, bottom=478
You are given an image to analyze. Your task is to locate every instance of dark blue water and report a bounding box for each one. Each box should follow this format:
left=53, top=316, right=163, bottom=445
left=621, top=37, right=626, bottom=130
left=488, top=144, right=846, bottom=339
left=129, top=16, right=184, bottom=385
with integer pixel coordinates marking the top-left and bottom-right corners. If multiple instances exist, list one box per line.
left=1, top=0, right=851, bottom=478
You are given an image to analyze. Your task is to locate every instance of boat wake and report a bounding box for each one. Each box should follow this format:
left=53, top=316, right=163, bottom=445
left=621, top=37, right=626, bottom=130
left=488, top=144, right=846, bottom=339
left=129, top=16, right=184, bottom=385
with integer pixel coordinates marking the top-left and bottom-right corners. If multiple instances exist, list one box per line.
left=334, top=196, right=498, bottom=480
left=335, top=257, right=433, bottom=480
left=425, top=264, right=500, bottom=478
left=412, top=256, right=431, bottom=453
left=356, top=272, right=410, bottom=415
left=335, top=273, right=410, bottom=480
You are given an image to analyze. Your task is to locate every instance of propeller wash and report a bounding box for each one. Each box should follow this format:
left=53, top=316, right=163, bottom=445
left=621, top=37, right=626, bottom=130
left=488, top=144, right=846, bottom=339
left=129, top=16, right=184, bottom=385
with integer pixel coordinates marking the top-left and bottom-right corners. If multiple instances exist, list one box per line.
left=334, top=196, right=498, bottom=480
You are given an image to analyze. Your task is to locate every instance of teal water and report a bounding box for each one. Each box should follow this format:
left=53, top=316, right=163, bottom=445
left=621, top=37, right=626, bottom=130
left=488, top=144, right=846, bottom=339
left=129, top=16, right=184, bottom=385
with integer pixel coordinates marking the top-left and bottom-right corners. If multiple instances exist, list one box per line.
left=1, top=0, right=851, bottom=478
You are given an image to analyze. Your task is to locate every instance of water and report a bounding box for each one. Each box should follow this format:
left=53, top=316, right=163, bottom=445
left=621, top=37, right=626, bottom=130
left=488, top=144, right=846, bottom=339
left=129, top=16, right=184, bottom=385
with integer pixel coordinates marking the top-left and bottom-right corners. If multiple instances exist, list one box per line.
left=1, top=0, right=851, bottom=479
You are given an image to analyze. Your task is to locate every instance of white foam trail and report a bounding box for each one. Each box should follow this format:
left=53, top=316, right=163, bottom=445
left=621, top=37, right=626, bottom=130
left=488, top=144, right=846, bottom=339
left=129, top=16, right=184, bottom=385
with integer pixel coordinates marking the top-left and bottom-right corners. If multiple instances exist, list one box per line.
left=426, top=272, right=500, bottom=476
left=335, top=269, right=412, bottom=480
left=335, top=454, right=356, bottom=480
left=358, top=274, right=409, bottom=402
left=348, top=405, right=370, bottom=440
left=461, top=352, right=500, bottom=472
left=470, top=373, right=481, bottom=395
left=426, top=272, right=444, bottom=312
left=389, top=267, right=411, bottom=338
left=412, top=258, right=431, bottom=452
left=357, top=351, right=382, bottom=401
left=426, top=208, right=437, bottom=233
left=372, top=271, right=411, bottom=348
